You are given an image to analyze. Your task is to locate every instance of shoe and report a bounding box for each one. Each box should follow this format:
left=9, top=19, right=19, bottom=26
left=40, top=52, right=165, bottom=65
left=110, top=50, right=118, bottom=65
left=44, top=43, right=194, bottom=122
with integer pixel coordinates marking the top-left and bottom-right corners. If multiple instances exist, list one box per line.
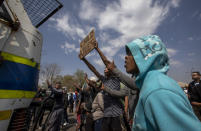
left=63, top=122, right=68, bottom=126
left=38, top=126, right=42, bottom=130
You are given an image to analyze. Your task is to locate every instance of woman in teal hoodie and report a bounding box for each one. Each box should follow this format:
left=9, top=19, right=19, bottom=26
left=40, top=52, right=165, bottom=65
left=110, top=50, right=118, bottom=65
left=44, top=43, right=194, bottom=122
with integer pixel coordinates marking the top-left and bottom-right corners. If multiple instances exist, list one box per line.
left=124, top=35, right=201, bottom=131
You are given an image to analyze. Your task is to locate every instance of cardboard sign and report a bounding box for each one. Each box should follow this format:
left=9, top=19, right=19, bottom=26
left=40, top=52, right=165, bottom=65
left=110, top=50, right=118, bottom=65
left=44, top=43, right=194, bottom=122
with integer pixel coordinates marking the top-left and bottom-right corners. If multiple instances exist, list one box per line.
left=79, top=29, right=96, bottom=58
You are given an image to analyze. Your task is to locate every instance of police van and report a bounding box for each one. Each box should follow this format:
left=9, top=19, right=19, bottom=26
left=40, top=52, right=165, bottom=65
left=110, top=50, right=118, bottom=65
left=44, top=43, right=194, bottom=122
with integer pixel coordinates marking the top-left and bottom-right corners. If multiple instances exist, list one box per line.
left=0, top=0, right=62, bottom=130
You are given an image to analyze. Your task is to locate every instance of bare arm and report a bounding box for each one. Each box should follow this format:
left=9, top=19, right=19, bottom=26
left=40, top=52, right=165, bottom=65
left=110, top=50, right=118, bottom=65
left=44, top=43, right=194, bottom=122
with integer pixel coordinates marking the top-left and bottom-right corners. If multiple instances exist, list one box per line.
left=125, top=96, right=128, bottom=113
left=191, top=102, right=201, bottom=106
left=76, top=100, right=81, bottom=113
left=85, top=75, right=90, bottom=84
left=124, top=96, right=129, bottom=120
left=82, top=57, right=101, bottom=78
left=95, top=43, right=110, bottom=66
left=73, top=83, right=82, bottom=91
left=85, top=75, right=97, bottom=88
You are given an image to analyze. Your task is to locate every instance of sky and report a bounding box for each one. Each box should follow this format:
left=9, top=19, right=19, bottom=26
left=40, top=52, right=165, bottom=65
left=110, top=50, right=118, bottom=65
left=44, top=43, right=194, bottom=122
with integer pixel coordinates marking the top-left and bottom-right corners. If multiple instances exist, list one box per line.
left=38, top=0, right=201, bottom=83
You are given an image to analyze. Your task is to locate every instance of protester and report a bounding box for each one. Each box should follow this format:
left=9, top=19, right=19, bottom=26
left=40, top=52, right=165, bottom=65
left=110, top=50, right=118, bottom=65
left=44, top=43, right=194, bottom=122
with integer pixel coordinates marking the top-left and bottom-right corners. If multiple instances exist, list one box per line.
left=105, top=57, right=140, bottom=129
left=73, top=82, right=86, bottom=131
left=32, top=88, right=44, bottom=124
left=80, top=43, right=124, bottom=131
left=84, top=77, right=98, bottom=131
left=31, top=88, right=48, bottom=130
left=74, top=89, right=79, bottom=110
left=100, top=73, right=139, bottom=126
left=74, top=74, right=100, bottom=131
left=37, top=88, right=47, bottom=129
left=91, top=87, right=104, bottom=131
left=86, top=47, right=139, bottom=130
left=75, top=96, right=83, bottom=131
left=100, top=82, right=134, bottom=131
left=69, top=93, right=74, bottom=113
left=188, top=71, right=201, bottom=121
left=63, top=89, right=69, bottom=126
left=46, top=80, right=64, bottom=131
left=85, top=75, right=103, bottom=131
left=122, top=35, right=201, bottom=130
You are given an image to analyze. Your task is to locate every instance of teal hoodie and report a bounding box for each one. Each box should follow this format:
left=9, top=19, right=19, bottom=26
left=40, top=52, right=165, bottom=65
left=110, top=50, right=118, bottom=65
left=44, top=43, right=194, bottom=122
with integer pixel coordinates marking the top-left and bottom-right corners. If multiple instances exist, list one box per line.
left=126, top=35, right=201, bottom=131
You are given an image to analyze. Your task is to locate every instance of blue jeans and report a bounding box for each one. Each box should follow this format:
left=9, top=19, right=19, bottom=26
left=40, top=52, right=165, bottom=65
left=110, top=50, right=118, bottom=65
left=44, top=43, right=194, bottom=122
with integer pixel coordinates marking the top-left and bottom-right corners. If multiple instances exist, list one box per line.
left=94, top=118, right=103, bottom=131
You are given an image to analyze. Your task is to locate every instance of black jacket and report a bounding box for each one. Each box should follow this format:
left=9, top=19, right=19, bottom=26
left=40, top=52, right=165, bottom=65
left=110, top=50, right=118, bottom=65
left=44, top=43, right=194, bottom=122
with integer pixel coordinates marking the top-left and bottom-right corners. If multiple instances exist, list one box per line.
left=188, top=80, right=201, bottom=102
left=48, top=86, right=64, bottom=110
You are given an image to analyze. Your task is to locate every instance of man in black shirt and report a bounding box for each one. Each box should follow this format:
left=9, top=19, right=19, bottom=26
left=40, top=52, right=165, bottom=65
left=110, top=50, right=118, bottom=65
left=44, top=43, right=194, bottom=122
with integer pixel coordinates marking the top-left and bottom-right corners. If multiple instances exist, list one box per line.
left=69, top=93, right=74, bottom=113
left=47, top=80, right=64, bottom=131
left=63, top=89, right=69, bottom=126
left=188, top=71, right=201, bottom=121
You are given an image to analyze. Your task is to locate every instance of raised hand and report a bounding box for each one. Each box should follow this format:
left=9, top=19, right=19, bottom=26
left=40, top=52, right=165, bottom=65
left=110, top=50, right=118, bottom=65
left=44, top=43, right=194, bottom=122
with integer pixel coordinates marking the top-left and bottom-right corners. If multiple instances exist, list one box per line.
left=73, top=83, right=78, bottom=87
left=78, top=54, right=83, bottom=60
left=84, top=73, right=88, bottom=80
left=107, top=60, right=116, bottom=71
left=46, top=80, right=51, bottom=86
left=94, top=41, right=98, bottom=49
left=101, top=83, right=104, bottom=90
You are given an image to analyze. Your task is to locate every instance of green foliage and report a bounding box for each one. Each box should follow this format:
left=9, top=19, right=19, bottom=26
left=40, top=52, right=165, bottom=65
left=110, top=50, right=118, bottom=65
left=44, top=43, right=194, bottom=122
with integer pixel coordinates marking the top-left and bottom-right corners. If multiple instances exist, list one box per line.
left=74, top=69, right=85, bottom=86
left=39, top=63, right=61, bottom=84
left=39, top=67, right=86, bottom=92
left=63, top=75, right=76, bottom=91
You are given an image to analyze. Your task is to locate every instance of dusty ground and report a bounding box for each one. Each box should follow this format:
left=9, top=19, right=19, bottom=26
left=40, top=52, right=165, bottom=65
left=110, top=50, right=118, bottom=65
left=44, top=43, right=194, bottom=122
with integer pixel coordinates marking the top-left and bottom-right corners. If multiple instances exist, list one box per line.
left=30, top=111, right=77, bottom=131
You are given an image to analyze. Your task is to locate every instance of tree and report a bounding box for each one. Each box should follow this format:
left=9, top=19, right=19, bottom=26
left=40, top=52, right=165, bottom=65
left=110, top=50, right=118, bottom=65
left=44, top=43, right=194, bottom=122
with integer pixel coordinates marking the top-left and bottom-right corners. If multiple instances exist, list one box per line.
left=74, top=69, right=85, bottom=86
left=39, top=63, right=61, bottom=86
left=63, top=75, right=76, bottom=91
left=62, top=69, right=85, bottom=92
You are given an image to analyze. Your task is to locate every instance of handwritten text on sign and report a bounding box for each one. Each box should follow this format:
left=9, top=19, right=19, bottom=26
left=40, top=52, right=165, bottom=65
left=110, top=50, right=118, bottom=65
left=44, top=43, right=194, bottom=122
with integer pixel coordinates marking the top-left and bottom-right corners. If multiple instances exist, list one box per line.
left=80, top=29, right=96, bottom=58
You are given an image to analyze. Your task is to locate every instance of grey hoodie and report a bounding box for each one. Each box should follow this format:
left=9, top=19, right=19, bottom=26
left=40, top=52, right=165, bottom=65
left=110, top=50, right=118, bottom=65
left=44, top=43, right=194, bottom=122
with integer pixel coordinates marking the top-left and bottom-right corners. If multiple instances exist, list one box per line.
left=92, top=91, right=104, bottom=121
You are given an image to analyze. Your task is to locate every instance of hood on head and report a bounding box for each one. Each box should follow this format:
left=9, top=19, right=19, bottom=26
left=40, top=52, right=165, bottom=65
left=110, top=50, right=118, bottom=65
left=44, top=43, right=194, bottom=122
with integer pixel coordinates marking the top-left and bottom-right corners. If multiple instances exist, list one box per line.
left=126, top=35, right=169, bottom=84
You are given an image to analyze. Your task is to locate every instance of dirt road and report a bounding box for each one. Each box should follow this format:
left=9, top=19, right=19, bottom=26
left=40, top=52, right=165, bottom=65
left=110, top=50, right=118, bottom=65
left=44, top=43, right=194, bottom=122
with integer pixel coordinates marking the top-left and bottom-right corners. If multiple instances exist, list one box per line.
left=31, top=111, right=77, bottom=131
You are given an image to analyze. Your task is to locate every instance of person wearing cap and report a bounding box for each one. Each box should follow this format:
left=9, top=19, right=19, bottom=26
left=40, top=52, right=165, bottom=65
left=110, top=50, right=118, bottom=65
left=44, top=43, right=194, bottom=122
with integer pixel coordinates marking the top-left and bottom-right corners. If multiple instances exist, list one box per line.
left=121, top=35, right=201, bottom=130
left=74, top=74, right=100, bottom=131
left=85, top=75, right=104, bottom=131
left=46, top=80, right=64, bottom=131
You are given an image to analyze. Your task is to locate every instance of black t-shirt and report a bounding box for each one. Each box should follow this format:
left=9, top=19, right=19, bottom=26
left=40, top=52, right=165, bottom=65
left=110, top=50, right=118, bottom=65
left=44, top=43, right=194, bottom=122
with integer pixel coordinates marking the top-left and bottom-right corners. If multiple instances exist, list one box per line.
left=48, top=86, right=64, bottom=110
left=81, top=86, right=97, bottom=111
left=69, top=95, right=74, bottom=104
left=63, top=93, right=69, bottom=107
left=188, top=80, right=201, bottom=102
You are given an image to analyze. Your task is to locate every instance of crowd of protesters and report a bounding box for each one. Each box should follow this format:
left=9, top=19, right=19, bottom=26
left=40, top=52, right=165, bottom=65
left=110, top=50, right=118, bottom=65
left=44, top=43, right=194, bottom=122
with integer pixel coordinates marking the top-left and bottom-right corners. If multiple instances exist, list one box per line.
left=31, top=35, right=201, bottom=131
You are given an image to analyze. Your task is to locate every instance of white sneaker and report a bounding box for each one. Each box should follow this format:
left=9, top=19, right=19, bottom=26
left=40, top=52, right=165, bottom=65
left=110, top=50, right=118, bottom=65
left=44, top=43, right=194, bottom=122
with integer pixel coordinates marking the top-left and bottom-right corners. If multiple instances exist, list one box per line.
left=63, top=122, right=68, bottom=126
